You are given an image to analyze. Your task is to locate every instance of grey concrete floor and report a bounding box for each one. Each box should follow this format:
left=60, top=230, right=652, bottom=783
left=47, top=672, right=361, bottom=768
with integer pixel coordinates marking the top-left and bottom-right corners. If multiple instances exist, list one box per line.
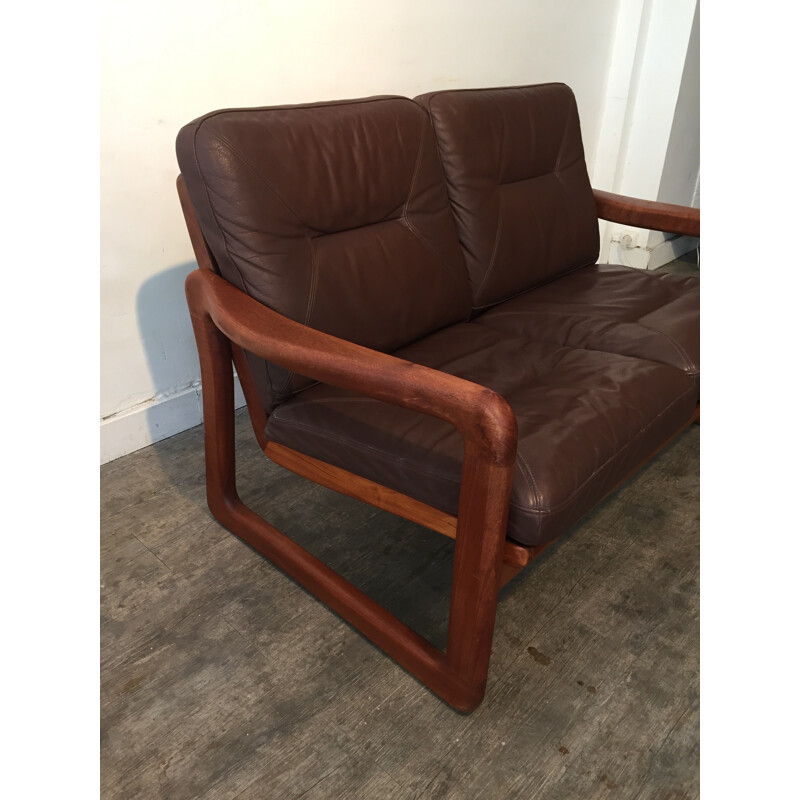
left=101, top=261, right=699, bottom=799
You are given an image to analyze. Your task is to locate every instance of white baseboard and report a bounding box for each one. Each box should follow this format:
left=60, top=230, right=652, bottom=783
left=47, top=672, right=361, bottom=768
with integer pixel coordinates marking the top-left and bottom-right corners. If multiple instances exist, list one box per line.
left=647, top=234, right=700, bottom=269
left=607, top=233, right=699, bottom=270
left=100, top=377, right=246, bottom=465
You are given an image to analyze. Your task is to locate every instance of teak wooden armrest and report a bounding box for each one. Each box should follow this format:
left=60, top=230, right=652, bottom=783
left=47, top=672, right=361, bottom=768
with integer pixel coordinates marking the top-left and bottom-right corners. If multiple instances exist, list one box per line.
left=186, top=269, right=517, bottom=463
left=593, top=189, right=700, bottom=238
left=185, top=267, right=518, bottom=711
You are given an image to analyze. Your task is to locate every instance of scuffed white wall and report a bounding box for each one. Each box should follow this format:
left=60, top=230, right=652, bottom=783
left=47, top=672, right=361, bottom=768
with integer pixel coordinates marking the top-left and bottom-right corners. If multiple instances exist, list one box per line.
left=100, top=0, right=622, bottom=462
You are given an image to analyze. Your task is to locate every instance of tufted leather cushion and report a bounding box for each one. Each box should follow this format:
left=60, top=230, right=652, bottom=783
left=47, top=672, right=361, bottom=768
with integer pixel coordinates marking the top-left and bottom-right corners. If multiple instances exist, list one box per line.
left=415, top=84, right=600, bottom=311
left=475, top=264, right=700, bottom=390
left=265, top=323, right=697, bottom=547
left=177, top=96, right=472, bottom=411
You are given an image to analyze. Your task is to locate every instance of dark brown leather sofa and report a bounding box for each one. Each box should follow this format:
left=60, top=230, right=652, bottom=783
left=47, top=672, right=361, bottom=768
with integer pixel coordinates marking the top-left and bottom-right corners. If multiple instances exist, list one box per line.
left=176, top=83, right=699, bottom=711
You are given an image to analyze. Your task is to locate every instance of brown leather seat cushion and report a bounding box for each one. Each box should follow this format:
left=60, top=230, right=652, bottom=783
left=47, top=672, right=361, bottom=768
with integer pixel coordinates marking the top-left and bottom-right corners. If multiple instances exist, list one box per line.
left=265, top=323, right=697, bottom=547
left=474, top=264, right=700, bottom=387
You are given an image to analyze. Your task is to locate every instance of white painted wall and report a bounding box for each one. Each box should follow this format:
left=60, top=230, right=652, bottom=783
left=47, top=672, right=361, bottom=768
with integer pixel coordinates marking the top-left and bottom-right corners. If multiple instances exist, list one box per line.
left=594, top=0, right=699, bottom=268
left=649, top=1, right=700, bottom=247
left=100, top=0, right=621, bottom=463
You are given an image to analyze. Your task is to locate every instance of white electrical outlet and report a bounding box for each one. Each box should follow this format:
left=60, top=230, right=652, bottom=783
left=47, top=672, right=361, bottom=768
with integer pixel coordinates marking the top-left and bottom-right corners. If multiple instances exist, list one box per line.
left=610, top=231, right=638, bottom=248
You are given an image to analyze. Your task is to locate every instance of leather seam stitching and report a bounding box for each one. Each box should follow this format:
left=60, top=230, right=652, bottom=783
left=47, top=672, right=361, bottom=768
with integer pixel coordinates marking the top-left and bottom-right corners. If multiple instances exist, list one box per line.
left=190, top=124, right=281, bottom=403
left=401, top=118, right=451, bottom=262
left=635, top=320, right=695, bottom=371
left=267, top=417, right=462, bottom=484
left=554, top=101, right=577, bottom=172
left=497, top=156, right=584, bottom=189
left=402, top=113, right=427, bottom=221
left=304, top=237, right=320, bottom=328
left=205, top=131, right=307, bottom=227
left=474, top=308, right=698, bottom=375
left=513, top=383, right=697, bottom=516
left=473, top=198, right=504, bottom=301
left=515, top=451, right=541, bottom=511
left=190, top=126, right=254, bottom=297
left=194, top=95, right=409, bottom=125
left=471, top=256, right=598, bottom=311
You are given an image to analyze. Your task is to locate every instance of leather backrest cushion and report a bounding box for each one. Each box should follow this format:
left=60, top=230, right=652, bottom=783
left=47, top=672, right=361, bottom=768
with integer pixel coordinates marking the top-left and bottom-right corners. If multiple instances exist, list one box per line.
left=177, top=96, right=471, bottom=410
left=416, top=84, right=600, bottom=311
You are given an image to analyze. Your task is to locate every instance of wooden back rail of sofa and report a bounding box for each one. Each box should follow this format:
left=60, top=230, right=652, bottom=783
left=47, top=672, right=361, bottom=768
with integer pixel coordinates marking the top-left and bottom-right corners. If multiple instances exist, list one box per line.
left=177, top=175, right=698, bottom=711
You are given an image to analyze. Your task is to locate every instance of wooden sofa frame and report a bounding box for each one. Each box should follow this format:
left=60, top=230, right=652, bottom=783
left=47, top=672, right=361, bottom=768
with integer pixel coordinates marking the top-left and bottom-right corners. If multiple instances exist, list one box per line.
left=178, top=175, right=699, bottom=711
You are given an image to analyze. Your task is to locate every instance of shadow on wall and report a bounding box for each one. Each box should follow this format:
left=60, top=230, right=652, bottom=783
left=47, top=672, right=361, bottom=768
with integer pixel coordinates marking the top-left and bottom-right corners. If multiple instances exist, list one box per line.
left=136, top=260, right=203, bottom=445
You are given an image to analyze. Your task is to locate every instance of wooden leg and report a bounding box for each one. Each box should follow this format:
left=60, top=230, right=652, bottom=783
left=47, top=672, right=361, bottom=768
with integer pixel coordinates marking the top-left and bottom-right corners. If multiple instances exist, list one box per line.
left=189, top=306, right=513, bottom=711
left=446, top=447, right=513, bottom=707
left=692, top=402, right=700, bottom=424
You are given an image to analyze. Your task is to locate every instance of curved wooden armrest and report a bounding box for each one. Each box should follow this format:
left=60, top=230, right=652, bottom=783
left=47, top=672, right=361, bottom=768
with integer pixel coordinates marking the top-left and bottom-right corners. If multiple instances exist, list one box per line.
left=593, top=189, right=700, bottom=237
left=185, top=269, right=517, bottom=466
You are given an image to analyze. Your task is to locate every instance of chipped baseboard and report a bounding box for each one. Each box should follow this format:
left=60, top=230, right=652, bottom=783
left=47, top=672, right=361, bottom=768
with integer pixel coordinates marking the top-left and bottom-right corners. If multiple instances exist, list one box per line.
left=607, top=233, right=699, bottom=271
left=100, top=377, right=246, bottom=465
